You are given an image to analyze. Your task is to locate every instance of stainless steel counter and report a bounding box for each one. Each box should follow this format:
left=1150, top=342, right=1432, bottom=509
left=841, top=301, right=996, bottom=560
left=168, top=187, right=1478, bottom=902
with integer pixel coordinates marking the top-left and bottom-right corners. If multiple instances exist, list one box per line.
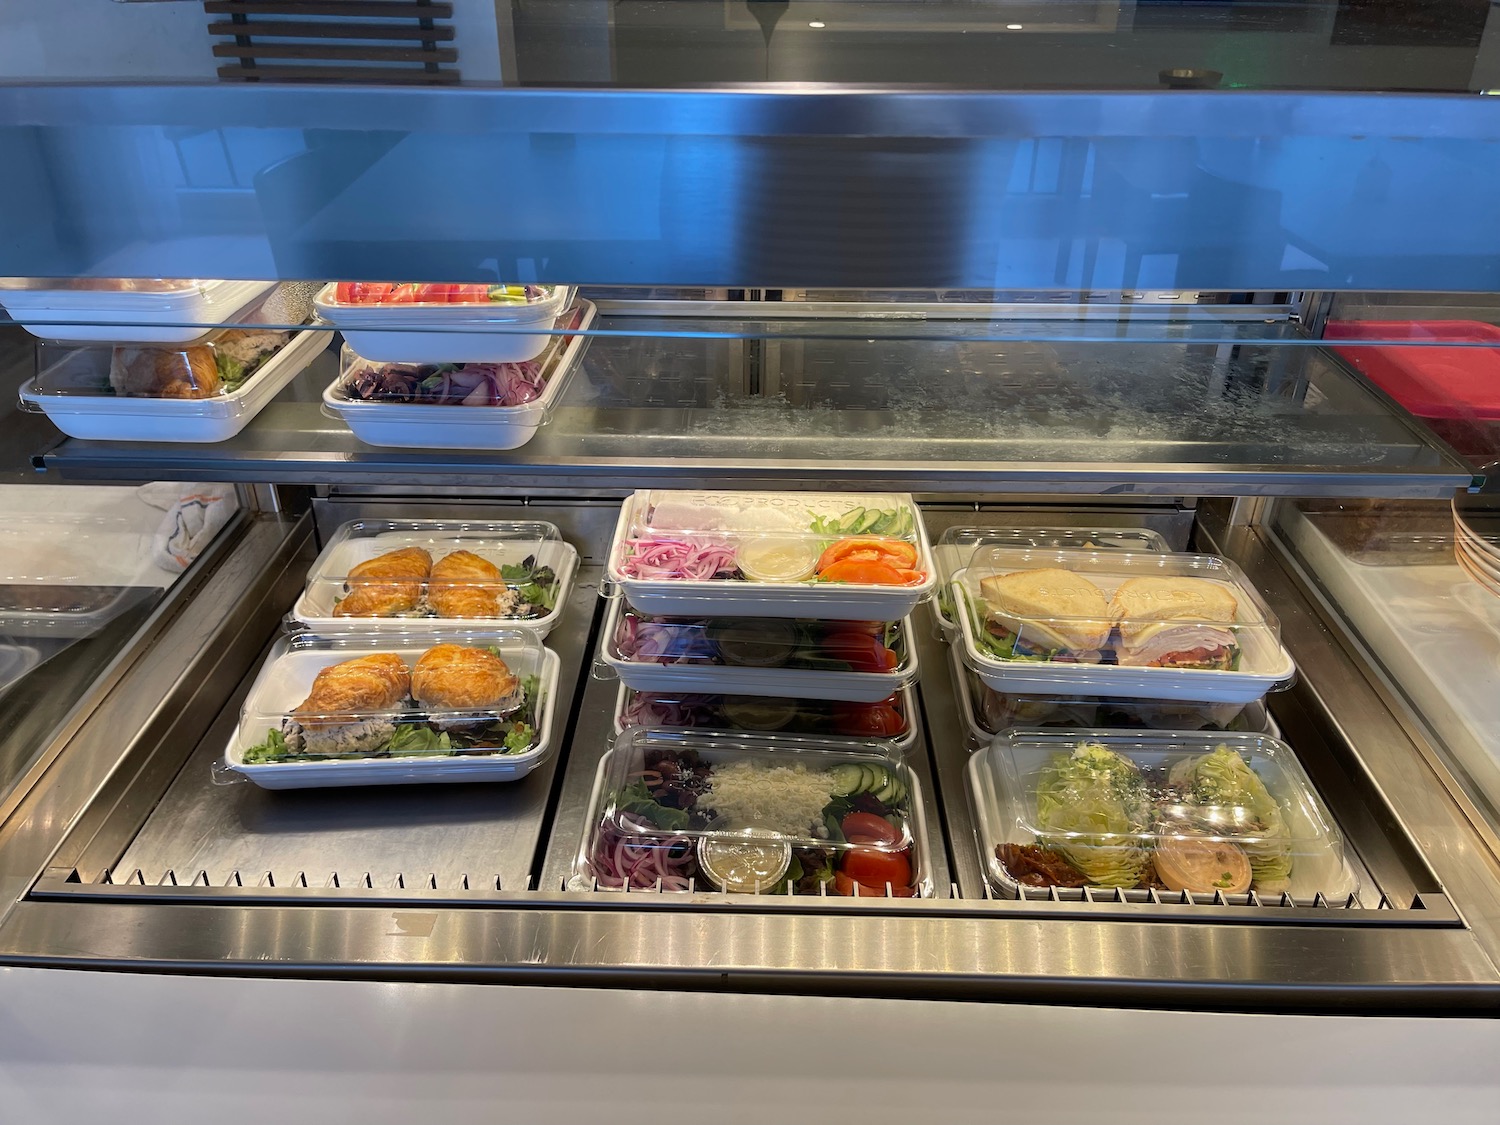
left=0, top=500, right=1494, bottom=1013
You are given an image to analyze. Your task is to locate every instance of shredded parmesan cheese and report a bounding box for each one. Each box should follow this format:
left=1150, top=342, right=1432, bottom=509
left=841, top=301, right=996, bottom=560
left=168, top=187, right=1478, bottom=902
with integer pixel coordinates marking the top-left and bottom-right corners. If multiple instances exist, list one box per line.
left=702, top=761, right=835, bottom=835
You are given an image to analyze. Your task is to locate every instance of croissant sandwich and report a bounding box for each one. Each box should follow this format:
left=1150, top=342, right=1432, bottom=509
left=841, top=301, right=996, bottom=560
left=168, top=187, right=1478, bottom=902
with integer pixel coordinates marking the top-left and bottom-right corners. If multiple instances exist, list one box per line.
left=427, top=550, right=519, bottom=619
left=334, top=546, right=432, bottom=618
left=109, top=344, right=221, bottom=399
left=283, top=652, right=411, bottom=756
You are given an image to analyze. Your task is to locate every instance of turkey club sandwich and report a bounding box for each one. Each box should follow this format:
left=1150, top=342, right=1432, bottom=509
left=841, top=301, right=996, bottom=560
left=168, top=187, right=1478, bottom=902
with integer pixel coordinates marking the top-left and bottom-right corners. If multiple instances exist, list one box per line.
left=978, top=568, right=1110, bottom=662
left=1108, top=576, right=1240, bottom=670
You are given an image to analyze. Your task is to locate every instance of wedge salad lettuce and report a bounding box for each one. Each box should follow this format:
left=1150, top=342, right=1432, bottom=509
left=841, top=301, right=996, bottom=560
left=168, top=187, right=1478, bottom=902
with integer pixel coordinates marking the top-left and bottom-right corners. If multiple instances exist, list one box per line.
left=1168, top=746, right=1293, bottom=893
left=1034, top=742, right=1153, bottom=888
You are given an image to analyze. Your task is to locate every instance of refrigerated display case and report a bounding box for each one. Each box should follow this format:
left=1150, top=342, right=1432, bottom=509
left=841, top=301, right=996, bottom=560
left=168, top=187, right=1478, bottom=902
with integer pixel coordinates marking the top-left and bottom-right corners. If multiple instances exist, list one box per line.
left=4, top=6, right=1500, bottom=1117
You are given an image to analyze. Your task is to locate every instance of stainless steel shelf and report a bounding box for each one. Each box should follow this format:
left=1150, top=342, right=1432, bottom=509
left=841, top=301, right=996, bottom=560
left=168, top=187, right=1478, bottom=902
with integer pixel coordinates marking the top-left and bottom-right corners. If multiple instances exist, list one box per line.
left=36, top=310, right=1477, bottom=497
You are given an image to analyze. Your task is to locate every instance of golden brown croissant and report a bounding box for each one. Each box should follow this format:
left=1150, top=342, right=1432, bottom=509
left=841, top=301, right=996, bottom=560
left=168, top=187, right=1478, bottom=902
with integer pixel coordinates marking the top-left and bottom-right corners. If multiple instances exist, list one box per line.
left=110, top=344, right=221, bottom=398
left=293, top=652, right=411, bottom=722
left=334, top=546, right=432, bottom=617
left=427, top=550, right=516, bottom=618
left=411, top=644, right=519, bottom=711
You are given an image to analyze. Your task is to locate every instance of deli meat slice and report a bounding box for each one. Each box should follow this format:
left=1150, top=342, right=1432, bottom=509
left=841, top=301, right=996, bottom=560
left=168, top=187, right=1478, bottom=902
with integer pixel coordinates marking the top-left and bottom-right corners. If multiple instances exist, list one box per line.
left=1116, top=624, right=1237, bottom=668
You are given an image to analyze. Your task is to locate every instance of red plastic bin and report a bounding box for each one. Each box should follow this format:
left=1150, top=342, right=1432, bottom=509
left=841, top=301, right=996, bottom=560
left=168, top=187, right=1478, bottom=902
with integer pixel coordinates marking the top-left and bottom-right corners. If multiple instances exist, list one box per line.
left=1325, top=320, right=1500, bottom=421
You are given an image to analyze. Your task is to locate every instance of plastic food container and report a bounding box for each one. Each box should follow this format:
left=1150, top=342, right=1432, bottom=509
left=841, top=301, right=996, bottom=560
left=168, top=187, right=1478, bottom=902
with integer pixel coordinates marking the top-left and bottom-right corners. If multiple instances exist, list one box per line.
left=968, top=729, right=1358, bottom=903
left=952, top=546, right=1296, bottom=704
left=313, top=282, right=572, bottom=364
left=0, top=278, right=275, bottom=344
left=321, top=300, right=594, bottom=450
left=600, top=600, right=920, bottom=703
left=948, top=645, right=1274, bottom=744
left=288, top=519, right=578, bottom=639
left=221, top=628, right=560, bottom=790
left=608, top=489, right=936, bottom=619
left=614, top=683, right=918, bottom=752
left=933, top=526, right=1170, bottom=637
left=18, top=329, right=327, bottom=443
left=570, top=728, right=933, bottom=897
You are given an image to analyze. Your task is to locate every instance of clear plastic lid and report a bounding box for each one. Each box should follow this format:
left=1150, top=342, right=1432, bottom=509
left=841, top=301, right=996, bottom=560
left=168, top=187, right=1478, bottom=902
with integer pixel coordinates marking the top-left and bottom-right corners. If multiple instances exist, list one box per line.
left=619, top=686, right=913, bottom=742
left=298, top=519, right=573, bottom=624
left=0, top=277, right=198, bottom=293
left=234, top=629, right=548, bottom=765
left=609, top=609, right=910, bottom=673
left=614, top=489, right=930, bottom=588
left=584, top=728, right=924, bottom=896
left=933, top=526, right=1171, bottom=631
left=954, top=546, right=1281, bottom=671
left=961, top=662, right=1270, bottom=737
left=318, top=282, right=560, bottom=309
left=30, top=329, right=294, bottom=400
left=974, top=729, right=1353, bottom=901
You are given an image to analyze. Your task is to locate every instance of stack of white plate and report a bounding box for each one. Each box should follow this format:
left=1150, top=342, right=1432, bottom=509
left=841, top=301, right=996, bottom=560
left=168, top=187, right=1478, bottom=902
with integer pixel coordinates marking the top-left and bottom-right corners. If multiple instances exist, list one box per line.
left=1451, top=495, right=1500, bottom=596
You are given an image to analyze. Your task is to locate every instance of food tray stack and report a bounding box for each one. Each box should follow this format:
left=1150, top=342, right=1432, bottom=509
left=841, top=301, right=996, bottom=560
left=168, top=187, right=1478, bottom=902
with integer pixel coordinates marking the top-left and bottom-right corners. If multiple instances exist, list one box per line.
left=320, top=300, right=595, bottom=450
left=571, top=729, right=934, bottom=898
left=603, top=489, right=933, bottom=714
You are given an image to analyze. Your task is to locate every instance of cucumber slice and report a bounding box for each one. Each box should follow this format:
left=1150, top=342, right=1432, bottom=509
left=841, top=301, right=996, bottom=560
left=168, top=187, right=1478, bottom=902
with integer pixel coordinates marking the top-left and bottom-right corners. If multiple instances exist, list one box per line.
left=874, top=776, right=900, bottom=804
left=840, top=508, right=865, bottom=534
left=855, top=509, right=882, bottom=534
left=870, top=509, right=894, bottom=534
left=829, top=764, right=865, bottom=796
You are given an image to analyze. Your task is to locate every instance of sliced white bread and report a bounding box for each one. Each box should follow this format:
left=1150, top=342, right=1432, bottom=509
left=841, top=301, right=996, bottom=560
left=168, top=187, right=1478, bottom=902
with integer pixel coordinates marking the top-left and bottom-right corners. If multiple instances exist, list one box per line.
left=1109, top=577, right=1239, bottom=666
left=978, top=567, right=1111, bottom=652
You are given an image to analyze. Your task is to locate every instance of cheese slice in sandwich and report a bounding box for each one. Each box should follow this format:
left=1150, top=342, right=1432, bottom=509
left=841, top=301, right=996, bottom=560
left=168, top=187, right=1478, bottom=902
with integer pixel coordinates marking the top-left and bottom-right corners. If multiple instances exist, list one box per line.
left=979, top=568, right=1111, bottom=658
left=1109, top=576, right=1239, bottom=669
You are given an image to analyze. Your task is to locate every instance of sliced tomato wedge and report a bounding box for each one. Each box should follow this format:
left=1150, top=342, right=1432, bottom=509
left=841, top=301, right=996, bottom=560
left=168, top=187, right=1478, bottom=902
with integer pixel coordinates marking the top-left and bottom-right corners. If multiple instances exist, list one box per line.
left=818, top=537, right=919, bottom=571
left=451, top=284, right=491, bottom=303
left=831, top=698, right=907, bottom=738
left=817, top=558, right=923, bottom=586
left=833, top=870, right=917, bottom=898
left=819, top=630, right=899, bottom=672
left=841, top=845, right=912, bottom=889
left=840, top=812, right=903, bottom=847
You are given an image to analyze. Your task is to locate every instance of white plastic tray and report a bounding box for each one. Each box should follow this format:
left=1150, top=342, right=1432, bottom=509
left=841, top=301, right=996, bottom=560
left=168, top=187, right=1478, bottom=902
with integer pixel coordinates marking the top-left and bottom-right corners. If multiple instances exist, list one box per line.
left=947, top=643, right=1276, bottom=746
left=222, top=632, right=560, bottom=789
left=18, top=329, right=327, bottom=443
left=612, top=682, right=919, bottom=753
left=0, top=280, right=275, bottom=344
left=288, top=519, right=578, bottom=640
left=951, top=551, right=1297, bottom=704
left=607, top=490, right=937, bottom=619
left=313, top=283, right=571, bottom=364
left=599, top=599, right=919, bottom=703
left=321, top=300, right=594, bottom=450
